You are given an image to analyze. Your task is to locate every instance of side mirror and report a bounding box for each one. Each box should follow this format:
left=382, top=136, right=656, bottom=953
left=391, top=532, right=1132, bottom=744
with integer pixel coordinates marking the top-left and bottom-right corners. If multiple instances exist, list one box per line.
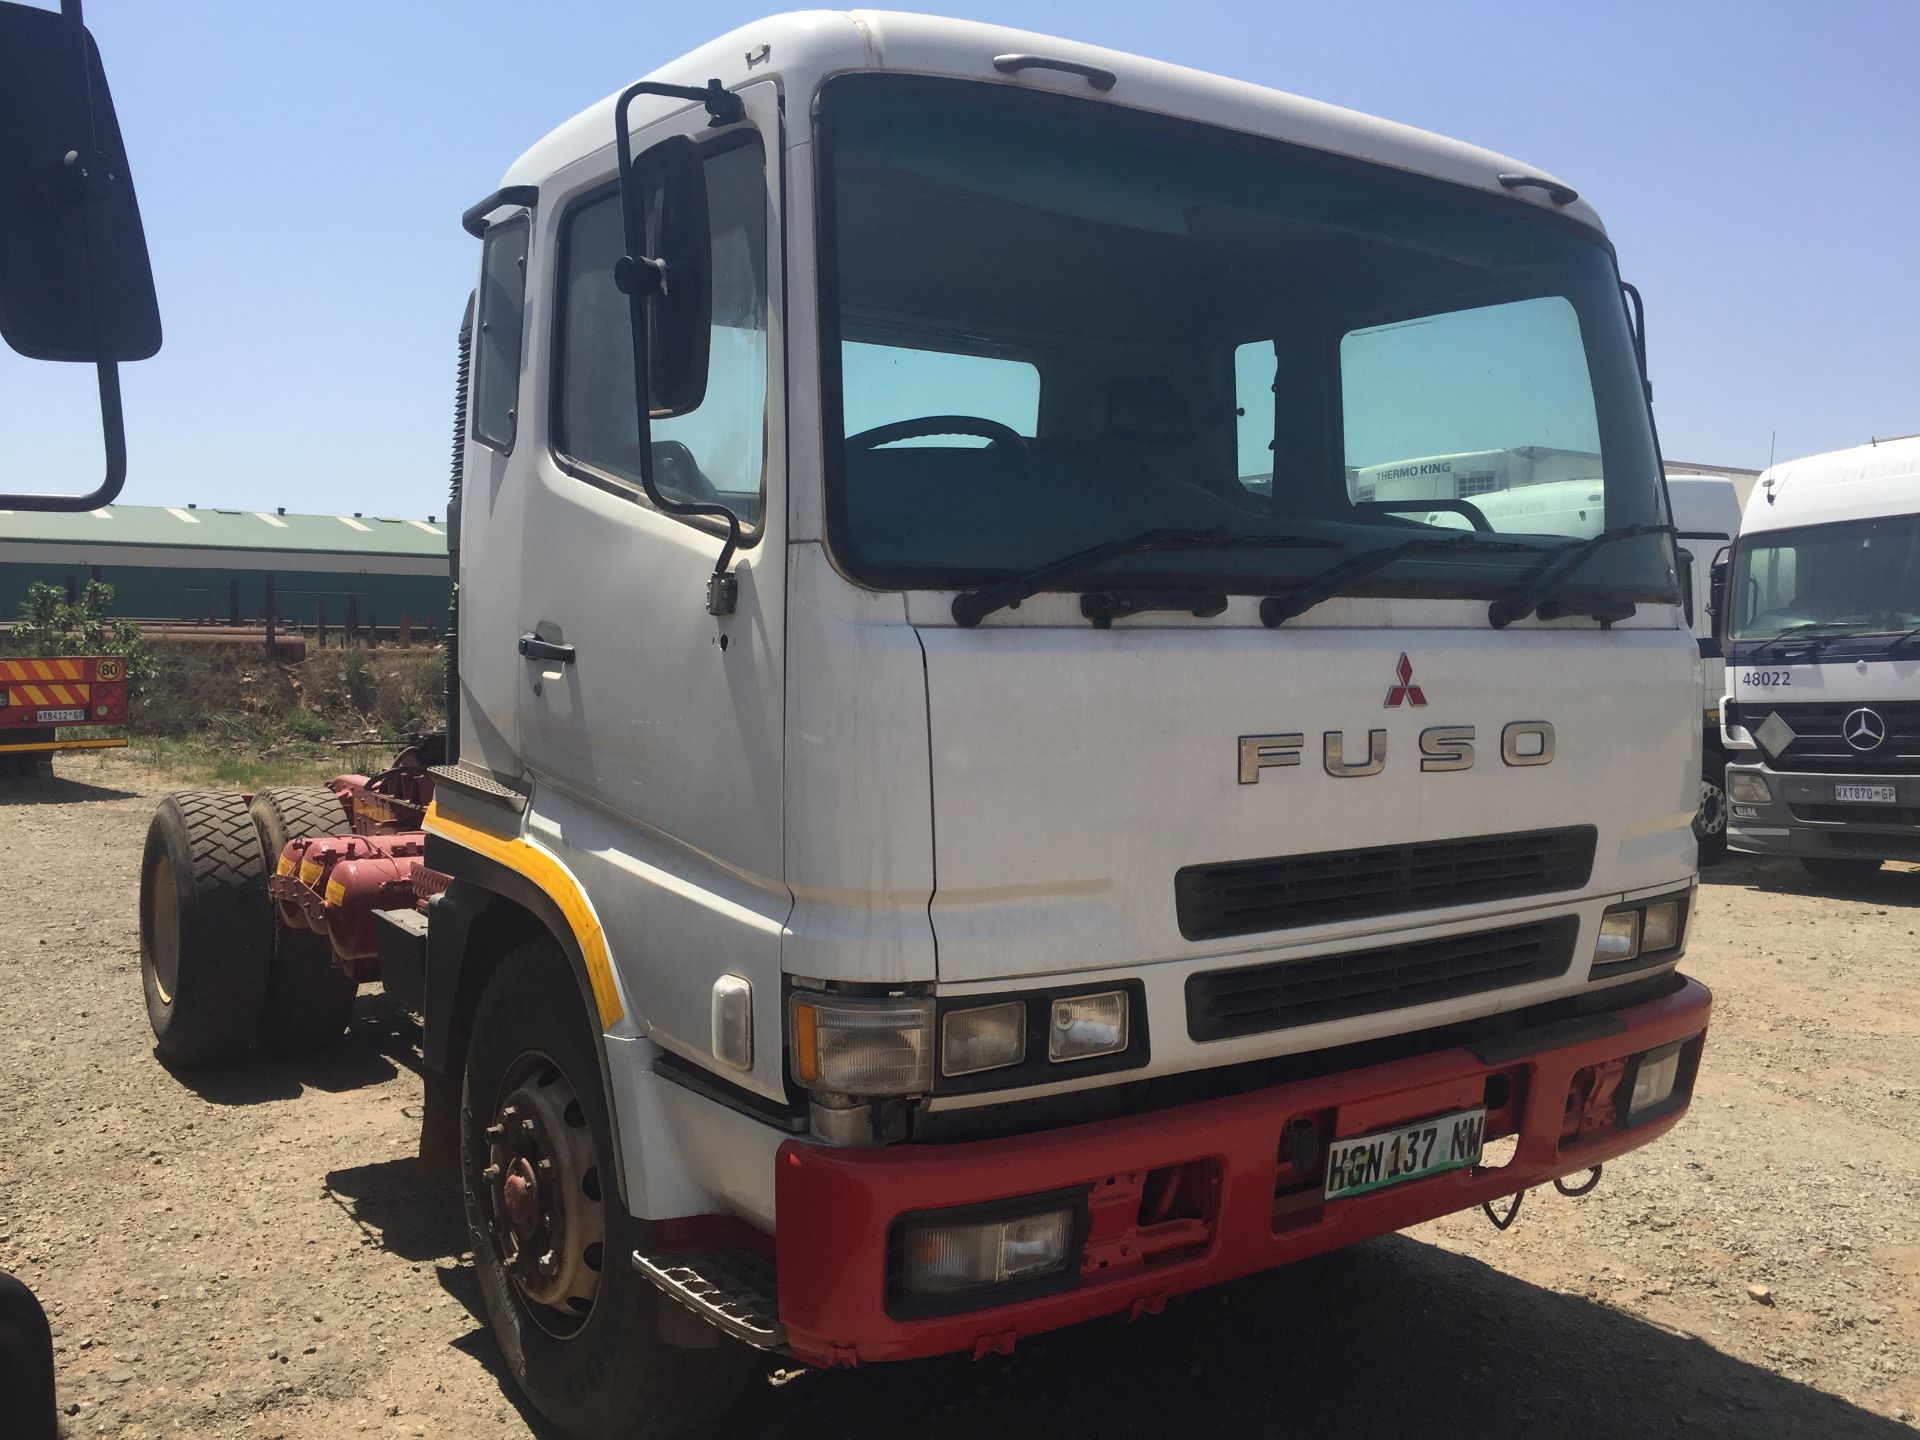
left=0, top=0, right=160, bottom=510
left=630, top=134, right=712, bottom=417
left=1708, top=548, right=1730, bottom=646
left=1675, top=546, right=1695, bottom=629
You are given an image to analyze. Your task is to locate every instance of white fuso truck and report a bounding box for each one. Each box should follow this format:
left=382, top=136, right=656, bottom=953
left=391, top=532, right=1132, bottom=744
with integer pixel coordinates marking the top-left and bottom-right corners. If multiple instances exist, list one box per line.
left=1720, top=435, right=1920, bottom=880
left=134, top=13, right=1714, bottom=1437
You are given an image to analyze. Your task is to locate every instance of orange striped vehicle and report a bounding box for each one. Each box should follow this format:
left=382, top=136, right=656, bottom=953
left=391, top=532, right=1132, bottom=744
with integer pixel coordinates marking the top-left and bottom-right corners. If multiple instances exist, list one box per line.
left=0, top=655, right=130, bottom=770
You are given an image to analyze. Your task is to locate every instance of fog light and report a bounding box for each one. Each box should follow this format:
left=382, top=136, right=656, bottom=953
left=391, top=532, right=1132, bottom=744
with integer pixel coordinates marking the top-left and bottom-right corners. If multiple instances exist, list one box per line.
left=902, top=1207, right=1074, bottom=1295
left=1626, top=1041, right=1684, bottom=1120
left=1727, top=772, right=1771, bottom=804
left=789, top=993, right=934, bottom=1095
left=1049, top=991, right=1128, bottom=1062
left=1594, top=909, right=1641, bottom=964
left=941, top=1002, right=1026, bottom=1077
left=1642, top=899, right=1682, bottom=953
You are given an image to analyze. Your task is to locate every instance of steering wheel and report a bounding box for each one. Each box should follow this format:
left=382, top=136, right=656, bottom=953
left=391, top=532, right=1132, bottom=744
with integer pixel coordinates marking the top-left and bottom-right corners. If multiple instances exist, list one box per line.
left=651, top=439, right=719, bottom=503
left=847, top=415, right=1029, bottom=451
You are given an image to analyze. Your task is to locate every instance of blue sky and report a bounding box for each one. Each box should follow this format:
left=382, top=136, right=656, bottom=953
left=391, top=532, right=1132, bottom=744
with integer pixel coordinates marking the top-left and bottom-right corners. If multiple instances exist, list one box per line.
left=4, top=0, right=1915, bottom=517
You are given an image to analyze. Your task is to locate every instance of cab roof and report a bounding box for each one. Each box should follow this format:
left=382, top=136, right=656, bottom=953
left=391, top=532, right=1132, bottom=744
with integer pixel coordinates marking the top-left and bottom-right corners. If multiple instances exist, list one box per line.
left=497, top=10, right=1603, bottom=234
left=1743, top=435, right=1920, bottom=536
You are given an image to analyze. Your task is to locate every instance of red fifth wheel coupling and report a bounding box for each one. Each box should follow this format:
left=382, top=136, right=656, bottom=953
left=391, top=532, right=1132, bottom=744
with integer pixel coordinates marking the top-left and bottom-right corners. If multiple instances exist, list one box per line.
left=269, top=831, right=426, bottom=965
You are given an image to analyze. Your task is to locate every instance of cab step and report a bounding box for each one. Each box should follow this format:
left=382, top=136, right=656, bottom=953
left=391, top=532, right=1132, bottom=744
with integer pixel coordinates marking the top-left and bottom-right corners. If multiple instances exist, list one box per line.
left=631, top=1248, right=786, bottom=1351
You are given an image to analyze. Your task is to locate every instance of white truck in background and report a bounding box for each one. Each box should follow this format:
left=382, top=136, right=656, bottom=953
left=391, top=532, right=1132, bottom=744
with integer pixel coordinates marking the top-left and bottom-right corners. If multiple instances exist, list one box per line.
left=1720, top=435, right=1920, bottom=881
left=1667, top=473, right=1743, bottom=862
left=121, top=13, right=1715, bottom=1437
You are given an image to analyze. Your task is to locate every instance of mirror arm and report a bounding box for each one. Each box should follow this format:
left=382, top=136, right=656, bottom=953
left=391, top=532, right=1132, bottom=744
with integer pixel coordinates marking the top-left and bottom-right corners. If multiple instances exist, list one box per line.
left=461, top=185, right=538, bottom=239
left=613, top=78, right=744, bottom=617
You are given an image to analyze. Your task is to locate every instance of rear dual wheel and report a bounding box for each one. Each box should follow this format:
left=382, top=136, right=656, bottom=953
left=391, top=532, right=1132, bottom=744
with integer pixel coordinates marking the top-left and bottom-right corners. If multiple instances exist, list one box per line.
left=249, top=787, right=358, bottom=1052
left=138, top=786, right=356, bottom=1066
left=139, top=792, right=274, bottom=1066
left=461, top=941, right=754, bottom=1439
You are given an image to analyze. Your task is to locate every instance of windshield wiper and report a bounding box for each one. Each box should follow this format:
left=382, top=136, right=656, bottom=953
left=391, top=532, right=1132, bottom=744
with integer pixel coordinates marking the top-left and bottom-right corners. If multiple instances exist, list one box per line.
left=950, top=527, right=1337, bottom=627
left=1746, top=622, right=1860, bottom=657
left=1259, top=533, right=1535, bottom=628
left=1486, top=523, right=1675, bottom=630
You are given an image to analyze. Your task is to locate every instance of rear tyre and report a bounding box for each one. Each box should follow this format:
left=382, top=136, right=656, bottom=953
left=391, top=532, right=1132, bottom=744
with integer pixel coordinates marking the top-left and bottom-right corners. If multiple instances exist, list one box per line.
left=138, top=791, right=271, bottom=1065
left=461, top=940, right=755, bottom=1440
left=1694, top=757, right=1729, bottom=867
left=249, top=787, right=358, bottom=1053
left=1800, top=857, right=1883, bottom=885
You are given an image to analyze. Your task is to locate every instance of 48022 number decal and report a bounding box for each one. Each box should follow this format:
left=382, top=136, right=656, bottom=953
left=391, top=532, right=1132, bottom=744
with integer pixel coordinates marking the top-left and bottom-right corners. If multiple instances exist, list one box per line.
left=1740, top=670, right=1792, bottom=687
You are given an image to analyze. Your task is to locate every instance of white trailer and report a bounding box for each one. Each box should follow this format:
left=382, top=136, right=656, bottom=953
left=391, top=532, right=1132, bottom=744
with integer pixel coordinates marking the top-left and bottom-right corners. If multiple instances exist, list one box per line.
left=132, top=14, right=1713, bottom=1436
left=1719, top=435, right=1920, bottom=879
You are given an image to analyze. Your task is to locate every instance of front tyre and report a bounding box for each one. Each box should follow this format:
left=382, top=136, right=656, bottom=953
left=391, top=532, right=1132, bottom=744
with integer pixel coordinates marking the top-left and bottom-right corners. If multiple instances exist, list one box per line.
left=1694, top=757, right=1729, bottom=867
left=460, top=940, right=755, bottom=1440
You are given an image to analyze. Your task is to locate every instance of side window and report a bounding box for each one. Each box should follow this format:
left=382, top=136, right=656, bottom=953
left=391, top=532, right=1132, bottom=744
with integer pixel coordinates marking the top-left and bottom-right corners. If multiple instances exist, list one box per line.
left=1233, top=340, right=1275, bottom=496
left=472, top=215, right=529, bottom=451
left=841, top=341, right=1038, bottom=446
left=555, top=139, right=768, bottom=528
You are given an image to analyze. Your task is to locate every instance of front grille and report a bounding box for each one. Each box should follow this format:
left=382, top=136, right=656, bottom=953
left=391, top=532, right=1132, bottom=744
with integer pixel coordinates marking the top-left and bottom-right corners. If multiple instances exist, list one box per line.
left=1741, top=701, right=1920, bottom=775
left=1790, top=803, right=1920, bottom=827
left=1175, top=827, right=1596, bottom=942
left=1186, top=916, right=1580, bottom=1042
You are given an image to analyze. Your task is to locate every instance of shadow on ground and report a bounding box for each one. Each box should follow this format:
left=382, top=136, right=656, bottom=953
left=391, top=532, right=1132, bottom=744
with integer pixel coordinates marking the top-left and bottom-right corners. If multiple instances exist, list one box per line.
left=408, top=1225, right=1906, bottom=1440
left=1701, top=852, right=1920, bottom=904
left=158, top=992, right=422, bottom=1104
left=0, top=771, right=143, bottom=805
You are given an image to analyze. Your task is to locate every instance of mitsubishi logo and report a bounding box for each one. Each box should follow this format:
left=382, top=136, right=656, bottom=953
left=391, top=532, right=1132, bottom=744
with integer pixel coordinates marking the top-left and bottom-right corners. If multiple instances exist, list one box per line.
left=1384, top=653, right=1427, bottom=708
left=1843, top=707, right=1888, bottom=753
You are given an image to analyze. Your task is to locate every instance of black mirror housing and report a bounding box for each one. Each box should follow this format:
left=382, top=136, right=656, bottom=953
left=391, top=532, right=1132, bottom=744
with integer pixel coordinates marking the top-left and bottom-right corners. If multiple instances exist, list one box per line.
left=0, top=1, right=159, bottom=362
left=1675, top=546, right=1695, bottom=629
left=631, top=133, right=712, bottom=416
left=1708, top=552, right=1730, bottom=647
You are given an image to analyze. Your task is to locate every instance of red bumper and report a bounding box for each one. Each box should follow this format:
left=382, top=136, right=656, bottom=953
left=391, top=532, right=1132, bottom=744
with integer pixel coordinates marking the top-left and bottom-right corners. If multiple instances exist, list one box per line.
left=775, top=978, right=1710, bottom=1368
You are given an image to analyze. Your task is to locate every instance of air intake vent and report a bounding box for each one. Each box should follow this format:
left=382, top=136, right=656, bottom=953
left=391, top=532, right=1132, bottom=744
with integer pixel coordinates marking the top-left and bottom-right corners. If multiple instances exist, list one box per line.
left=1186, top=916, right=1580, bottom=1042
left=1174, top=827, right=1596, bottom=942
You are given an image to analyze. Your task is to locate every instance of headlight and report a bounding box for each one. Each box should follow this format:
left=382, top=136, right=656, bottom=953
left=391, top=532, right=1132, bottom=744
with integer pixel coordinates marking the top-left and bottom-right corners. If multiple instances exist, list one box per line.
left=1594, top=892, right=1690, bottom=974
left=789, top=993, right=934, bottom=1096
left=1049, top=991, right=1128, bottom=1062
left=1594, top=910, right=1641, bottom=964
left=940, top=1002, right=1027, bottom=1077
left=1641, top=900, right=1682, bottom=953
left=899, top=1205, right=1075, bottom=1296
left=1727, top=772, right=1771, bottom=804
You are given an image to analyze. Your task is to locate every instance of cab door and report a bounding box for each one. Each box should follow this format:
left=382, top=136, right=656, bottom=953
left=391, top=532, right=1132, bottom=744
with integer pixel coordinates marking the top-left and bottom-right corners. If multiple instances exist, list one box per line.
left=511, top=82, right=789, bottom=1101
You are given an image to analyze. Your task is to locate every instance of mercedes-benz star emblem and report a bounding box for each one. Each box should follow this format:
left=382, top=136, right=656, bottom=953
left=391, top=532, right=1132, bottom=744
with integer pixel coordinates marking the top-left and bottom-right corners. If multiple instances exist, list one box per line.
left=1842, top=707, right=1888, bottom=753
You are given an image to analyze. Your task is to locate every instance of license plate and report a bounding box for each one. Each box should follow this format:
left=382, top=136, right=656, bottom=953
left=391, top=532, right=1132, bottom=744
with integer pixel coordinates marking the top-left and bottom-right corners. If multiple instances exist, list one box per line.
left=1834, top=784, right=1897, bottom=804
left=1323, top=1107, right=1486, bottom=1200
left=35, top=707, right=85, bottom=723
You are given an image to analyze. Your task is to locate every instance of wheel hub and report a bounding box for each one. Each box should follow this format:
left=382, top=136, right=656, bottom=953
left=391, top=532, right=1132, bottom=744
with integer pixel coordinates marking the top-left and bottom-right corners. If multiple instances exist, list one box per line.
left=480, top=1056, right=606, bottom=1327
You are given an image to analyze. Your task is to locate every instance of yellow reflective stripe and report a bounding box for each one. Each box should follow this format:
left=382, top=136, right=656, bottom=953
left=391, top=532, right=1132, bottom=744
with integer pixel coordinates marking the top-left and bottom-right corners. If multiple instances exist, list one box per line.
left=0, top=738, right=126, bottom=753
left=423, top=801, right=625, bottom=1027
left=325, top=878, right=348, bottom=906
left=20, top=685, right=45, bottom=705
left=298, top=858, right=325, bottom=886
left=59, top=659, right=83, bottom=680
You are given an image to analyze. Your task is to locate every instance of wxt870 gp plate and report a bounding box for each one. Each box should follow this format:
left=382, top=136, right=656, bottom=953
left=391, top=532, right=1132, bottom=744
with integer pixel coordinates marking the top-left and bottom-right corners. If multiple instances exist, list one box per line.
left=1323, top=1107, right=1486, bottom=1200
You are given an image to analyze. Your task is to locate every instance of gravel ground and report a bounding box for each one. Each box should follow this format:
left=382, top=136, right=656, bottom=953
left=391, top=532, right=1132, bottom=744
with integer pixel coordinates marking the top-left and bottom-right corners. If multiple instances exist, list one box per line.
left=2, top=754, right=1916, bottom=1439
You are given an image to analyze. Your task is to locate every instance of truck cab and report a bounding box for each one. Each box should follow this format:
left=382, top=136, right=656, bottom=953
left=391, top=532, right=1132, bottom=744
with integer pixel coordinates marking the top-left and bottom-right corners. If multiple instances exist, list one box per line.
left=411, top=12, right=1711, bottom=1431
left=1720, top=435, right=1920, bottom=880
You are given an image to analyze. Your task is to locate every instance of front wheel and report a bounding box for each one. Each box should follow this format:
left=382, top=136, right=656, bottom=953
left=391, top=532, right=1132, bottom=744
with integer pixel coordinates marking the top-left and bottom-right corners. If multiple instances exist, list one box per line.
left=1694, top=759, right=1729, bottom=867
left=1800, top=857, right=1883, bottom=886
left=460, top=941, right=755, bottom=1440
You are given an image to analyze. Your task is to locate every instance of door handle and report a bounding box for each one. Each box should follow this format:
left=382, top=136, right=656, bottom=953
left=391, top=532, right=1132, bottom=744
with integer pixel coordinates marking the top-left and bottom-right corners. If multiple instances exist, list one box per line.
left=518, top=633, right=576, bottom=665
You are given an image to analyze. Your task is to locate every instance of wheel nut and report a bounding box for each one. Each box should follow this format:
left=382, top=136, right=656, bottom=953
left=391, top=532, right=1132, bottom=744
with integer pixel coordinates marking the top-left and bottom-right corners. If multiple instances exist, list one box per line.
left=482, top=1164, right=502, bottom=1184
left=521, top=1117, right=537, bottom=1137
left=538, top=1251, right=558, bottom=1276
left=485, top=1123, right=505, bottom=1140
left=537, top=1158, right=554, bottom=1174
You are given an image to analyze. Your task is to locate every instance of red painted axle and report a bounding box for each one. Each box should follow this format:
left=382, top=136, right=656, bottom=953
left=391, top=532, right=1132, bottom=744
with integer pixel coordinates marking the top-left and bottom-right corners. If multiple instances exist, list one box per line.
left=268, top=830, right=426, bottom=963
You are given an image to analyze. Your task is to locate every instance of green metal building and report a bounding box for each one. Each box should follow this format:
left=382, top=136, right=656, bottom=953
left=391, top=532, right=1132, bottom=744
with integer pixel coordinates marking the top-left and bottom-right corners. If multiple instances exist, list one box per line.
left=0, top=503, right=450, bottom=631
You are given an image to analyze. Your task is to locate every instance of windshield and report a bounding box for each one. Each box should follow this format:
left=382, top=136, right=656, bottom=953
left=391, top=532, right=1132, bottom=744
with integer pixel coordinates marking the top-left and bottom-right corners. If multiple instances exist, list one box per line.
left=817, top=76, right=1673, bottom=602
left=1731, top=513, right=1920, bottom=641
